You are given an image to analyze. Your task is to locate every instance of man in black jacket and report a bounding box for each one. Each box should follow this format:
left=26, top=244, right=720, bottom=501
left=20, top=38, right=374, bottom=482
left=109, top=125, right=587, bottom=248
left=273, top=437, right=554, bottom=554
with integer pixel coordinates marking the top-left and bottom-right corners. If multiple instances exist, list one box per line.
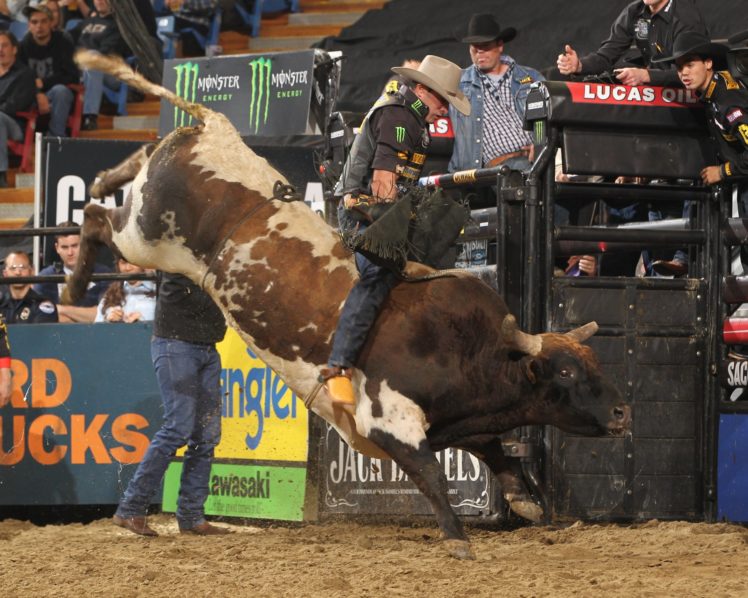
left=557, top=0, right=708, bottom=87
left=0, top=251, right=58, bottom=324
left=71, top=0, right=129, bottom=130
left=19, top=2, right=79, bottom=137
left=658, top=32, right=748, bottom=185
left=0, top=30, right=35, bottom=188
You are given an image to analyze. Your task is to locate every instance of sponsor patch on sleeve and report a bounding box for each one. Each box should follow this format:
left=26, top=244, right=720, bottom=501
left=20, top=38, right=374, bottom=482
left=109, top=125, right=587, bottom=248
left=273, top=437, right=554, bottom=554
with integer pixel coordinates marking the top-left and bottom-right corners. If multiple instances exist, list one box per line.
left=519, top=76, right=533, bottom=84
left=739, top=123, right=748, bottom=146
left=726, top=108, right=744, bottom=123
left=39, top=301, right=56, bottom=314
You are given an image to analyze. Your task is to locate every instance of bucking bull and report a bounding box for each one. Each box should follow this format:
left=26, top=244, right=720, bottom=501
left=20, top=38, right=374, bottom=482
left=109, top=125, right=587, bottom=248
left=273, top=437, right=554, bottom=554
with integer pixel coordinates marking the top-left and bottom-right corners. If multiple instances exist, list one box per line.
left=65, top=52, right=631, bottom=560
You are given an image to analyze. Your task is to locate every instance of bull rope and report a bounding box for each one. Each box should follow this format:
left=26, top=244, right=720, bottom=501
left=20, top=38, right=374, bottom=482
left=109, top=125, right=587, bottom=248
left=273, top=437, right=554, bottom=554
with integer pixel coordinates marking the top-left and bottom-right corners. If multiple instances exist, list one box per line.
left=199, top=181, right=301, bottom=291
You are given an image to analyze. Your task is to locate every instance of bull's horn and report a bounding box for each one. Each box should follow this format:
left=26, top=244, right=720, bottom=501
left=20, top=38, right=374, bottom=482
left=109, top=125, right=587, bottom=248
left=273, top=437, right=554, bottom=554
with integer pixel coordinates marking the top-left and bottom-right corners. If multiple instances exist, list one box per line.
left=501, top=315, right=543, bottom=356
left=565, top=322, right=599, bottom=343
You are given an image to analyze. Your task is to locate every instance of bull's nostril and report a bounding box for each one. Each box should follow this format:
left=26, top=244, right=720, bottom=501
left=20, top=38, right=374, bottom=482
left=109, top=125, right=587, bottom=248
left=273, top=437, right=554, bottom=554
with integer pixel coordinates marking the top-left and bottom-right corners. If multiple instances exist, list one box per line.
left=613, top=407, right=625, bottom=420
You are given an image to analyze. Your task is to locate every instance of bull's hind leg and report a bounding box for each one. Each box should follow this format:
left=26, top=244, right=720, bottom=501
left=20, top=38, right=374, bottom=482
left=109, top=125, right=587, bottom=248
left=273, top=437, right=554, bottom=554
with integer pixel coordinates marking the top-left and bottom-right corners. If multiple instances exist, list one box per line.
left=462, top=439, right=543, bottom=523
left=368, top=429, right=475, bottom=560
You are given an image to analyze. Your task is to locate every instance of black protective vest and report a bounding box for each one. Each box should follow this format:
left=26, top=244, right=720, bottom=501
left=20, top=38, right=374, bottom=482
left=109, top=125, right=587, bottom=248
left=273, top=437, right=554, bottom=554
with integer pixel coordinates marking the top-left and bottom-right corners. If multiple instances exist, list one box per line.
left=334, top=87, right=430, bottom=198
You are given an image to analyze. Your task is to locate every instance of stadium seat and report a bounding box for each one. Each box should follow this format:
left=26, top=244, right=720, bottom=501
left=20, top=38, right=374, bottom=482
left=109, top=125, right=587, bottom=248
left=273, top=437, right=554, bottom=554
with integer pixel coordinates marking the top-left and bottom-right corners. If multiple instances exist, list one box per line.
left=262, top=0, right=299, bottom=12
left=180, top=7, right=222, bottom=53
left=8, top=20, right=28, bottom=40
left=64, top=18, right=81, bottom=32
left=101, top=57, right=136, bottom=116
left=157, top=15, right=177, bottom=59
left=234, top=0, right=263, bottom=37
left=7, top=109, right=38, bottom=173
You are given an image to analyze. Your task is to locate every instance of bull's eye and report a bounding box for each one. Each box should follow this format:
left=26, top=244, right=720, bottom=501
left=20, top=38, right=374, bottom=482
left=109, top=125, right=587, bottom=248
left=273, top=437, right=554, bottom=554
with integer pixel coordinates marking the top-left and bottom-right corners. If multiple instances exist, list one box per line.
left=559, top=368, right=573, bottom=379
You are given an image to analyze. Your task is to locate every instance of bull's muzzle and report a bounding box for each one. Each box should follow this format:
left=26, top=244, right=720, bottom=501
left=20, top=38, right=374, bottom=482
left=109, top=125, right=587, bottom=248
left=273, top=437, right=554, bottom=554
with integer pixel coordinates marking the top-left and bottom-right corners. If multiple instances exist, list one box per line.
left=608, top=404, right=632, bottom=436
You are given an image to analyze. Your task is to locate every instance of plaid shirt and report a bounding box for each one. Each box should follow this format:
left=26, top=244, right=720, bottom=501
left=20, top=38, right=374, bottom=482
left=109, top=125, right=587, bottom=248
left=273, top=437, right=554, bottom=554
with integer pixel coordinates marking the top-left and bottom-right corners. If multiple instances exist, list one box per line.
left=479, top=61, right=533, bottom=163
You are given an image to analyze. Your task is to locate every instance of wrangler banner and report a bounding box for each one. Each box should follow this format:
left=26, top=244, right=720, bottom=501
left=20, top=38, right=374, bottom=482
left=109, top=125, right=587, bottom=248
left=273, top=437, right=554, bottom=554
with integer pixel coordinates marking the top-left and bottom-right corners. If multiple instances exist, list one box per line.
left=162, top=328, right=309, bottom=521
left=0, top=323, right=161, bottom=505
left=159, top=51, right=315, bottom=138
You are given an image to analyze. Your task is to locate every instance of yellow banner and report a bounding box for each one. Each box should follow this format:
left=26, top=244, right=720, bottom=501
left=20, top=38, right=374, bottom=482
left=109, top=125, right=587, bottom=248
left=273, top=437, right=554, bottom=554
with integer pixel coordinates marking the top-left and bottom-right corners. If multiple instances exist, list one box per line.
left=214, top=328, right=308, bottom=462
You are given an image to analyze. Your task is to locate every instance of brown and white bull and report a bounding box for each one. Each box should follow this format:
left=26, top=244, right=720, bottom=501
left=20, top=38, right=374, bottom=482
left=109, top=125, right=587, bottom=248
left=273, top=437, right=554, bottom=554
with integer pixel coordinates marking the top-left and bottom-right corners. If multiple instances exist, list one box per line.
left=65, top=53, right=631, bottom=559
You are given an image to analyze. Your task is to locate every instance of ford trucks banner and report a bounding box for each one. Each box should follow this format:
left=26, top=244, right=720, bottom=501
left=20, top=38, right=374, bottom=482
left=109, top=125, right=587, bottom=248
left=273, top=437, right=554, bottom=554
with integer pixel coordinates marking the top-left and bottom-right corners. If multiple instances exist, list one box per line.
left=320, top=424, right=493, bottom=515
left=0, top=324, right=161, bottom=505
left=162, top=329, right=309, bottom=521
left=159, top=51, right=315, bottom=137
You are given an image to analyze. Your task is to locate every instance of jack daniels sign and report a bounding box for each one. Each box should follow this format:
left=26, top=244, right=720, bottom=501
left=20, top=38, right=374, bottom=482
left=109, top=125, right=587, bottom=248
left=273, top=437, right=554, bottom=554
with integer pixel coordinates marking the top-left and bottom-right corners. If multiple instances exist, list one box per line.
left=320, top=424, right=495, bottom=516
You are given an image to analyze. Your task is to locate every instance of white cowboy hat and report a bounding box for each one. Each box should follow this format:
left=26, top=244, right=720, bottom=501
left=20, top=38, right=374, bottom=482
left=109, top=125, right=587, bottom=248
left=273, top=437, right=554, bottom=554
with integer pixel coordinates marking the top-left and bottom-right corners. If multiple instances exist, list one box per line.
left=391, top=55, right=471, bottom=116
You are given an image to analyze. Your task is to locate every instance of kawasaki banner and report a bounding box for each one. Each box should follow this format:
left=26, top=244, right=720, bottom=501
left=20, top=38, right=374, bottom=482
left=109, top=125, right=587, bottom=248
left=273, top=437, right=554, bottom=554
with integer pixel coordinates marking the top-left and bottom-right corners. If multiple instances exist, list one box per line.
left=159, top=51, right=316, bottom=138
left=162, top=329, right=309, bottom=521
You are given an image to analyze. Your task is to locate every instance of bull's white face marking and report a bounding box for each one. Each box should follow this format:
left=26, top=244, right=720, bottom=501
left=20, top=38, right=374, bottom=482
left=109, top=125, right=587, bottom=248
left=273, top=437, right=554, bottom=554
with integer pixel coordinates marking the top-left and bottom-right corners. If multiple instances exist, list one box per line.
left=355, top=376, right=429, bottom=450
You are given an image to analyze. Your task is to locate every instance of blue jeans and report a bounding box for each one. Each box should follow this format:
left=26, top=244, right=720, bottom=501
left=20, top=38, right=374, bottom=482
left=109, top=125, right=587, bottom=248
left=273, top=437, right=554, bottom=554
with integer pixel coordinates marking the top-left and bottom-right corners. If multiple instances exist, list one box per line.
left=0, top=111, right=23, bottom=172
left=82, top=68, right=121, bottom=114
left=116, top=337, right=222, bottom=528
left=329, top=204, right=398, bottom=367
left=46, top=84, right=74, bottom=137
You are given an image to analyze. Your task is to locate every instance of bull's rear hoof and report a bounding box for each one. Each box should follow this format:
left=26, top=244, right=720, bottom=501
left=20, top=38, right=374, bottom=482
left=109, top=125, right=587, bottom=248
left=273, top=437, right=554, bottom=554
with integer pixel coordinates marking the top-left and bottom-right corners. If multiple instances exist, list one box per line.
left=508, top=499, right=544, bottom=523
left=443, top=539, right=475, bottom=560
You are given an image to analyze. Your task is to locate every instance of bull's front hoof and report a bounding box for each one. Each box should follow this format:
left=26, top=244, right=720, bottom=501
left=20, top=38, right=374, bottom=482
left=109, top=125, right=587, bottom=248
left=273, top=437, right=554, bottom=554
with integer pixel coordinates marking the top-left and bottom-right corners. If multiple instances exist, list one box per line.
left=508, top=499, right=544, bottom=523
left=442, top=539, right=475, bottom=560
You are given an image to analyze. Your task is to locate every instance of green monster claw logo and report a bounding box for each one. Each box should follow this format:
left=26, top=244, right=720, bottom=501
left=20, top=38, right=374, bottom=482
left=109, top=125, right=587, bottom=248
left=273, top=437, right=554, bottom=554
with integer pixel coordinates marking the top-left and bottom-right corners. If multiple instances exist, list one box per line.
left=534, top=120, right=544, bottom=142
left=173, top=62, right=199, bottom=128
left=395, top=126, right=406, bottom=144
left=411, top=99, right=424, bottom=114
left=248, top=57, right=272, bottom=134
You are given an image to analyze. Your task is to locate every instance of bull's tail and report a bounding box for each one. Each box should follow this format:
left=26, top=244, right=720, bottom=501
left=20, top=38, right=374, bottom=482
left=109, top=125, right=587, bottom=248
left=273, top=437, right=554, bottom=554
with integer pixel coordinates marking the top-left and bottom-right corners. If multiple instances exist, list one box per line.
left=61, top=203, right=117, bottom=306
left=74, top=50, right=210, bottom=125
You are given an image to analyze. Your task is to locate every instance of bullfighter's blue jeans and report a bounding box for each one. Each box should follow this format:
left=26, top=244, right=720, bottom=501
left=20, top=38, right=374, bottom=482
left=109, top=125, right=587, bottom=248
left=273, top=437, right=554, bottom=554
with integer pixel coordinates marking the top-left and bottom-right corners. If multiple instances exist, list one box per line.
left=115, top=337, right=222, bottom=529
left=329, top=250, right=398, bottom=369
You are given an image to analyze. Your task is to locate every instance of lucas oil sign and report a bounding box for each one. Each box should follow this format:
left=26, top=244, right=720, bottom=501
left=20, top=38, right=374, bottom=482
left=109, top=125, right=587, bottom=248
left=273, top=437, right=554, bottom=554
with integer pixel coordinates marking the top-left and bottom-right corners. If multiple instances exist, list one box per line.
left=159, top=51, right=315, bottom=138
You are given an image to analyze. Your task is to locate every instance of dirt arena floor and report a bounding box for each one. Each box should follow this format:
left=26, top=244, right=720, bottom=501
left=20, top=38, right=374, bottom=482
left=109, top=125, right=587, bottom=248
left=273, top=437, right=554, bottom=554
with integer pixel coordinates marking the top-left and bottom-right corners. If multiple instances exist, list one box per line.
left=1, top=515, right=747, bottom=597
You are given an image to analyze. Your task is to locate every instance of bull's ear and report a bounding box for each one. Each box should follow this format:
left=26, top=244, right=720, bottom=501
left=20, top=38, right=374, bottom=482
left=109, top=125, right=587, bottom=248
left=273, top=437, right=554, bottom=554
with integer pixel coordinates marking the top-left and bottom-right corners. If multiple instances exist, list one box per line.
left=565, top=321, right=598, bottom=343
left=501, top=315, right=543, bottom=356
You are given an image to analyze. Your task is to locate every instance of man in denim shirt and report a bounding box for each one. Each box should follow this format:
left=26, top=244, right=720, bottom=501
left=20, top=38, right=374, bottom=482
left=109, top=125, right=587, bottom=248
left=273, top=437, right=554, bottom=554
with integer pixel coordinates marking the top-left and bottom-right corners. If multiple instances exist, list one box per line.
left=448, top=13, right=544, bottom=174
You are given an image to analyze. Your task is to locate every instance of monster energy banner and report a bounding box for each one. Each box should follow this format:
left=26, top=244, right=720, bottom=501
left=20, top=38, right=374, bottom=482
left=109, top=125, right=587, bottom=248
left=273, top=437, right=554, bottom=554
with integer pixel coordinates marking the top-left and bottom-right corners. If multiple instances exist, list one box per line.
left=159, top=51, right=316, bottom=138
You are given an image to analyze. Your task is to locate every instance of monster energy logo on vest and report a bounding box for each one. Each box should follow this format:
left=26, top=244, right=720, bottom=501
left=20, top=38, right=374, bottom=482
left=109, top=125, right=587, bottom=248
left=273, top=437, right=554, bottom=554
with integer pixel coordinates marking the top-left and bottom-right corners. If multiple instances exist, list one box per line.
left=249, top=57, right=272, bottom=134
left=395, top=126, right=405, bottom=144
left=173, top=62, right=199, bottom=127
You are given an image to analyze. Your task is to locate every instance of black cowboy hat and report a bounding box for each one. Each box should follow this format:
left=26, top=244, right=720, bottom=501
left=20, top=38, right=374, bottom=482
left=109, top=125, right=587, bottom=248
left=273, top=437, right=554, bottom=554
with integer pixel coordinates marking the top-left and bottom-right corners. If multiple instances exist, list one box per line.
left=458, top=13, right=516, bottom=44
left=651, top=31, right=728, bottom=64
left=728, top=29, right=748, bottom=46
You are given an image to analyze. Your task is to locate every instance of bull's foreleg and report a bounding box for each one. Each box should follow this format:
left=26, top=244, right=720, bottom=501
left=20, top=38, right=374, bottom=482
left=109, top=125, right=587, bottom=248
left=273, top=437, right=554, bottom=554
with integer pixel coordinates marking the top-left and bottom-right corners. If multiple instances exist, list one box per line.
left=462, top=439, right=543, bottom=523
left=368, top=429, right=474, bottom=560
left=89, top=143, right=155, bottom=199
left=61, top=203, right=116, bottom=305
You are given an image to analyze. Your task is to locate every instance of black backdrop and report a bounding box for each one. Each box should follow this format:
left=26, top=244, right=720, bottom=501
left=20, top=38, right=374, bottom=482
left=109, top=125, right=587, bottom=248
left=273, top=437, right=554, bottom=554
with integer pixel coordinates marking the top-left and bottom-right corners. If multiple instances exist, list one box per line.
left=316, top=0, right=742, bottom=112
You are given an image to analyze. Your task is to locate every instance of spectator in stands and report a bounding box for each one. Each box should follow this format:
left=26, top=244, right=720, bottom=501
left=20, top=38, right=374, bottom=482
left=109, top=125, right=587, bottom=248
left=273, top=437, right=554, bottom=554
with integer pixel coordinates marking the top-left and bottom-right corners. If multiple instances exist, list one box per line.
left=0, top=30, right=35, bottom=189
left=113, top=272, right=230, bottom=537
left=323, top=55, right=470, bottom=407
left=166, top=0, right=218, bottom=57
left=0, top=0, right=31, bottom=22
left=70, top=0, right=128, bottom=131
left=0, top=251, right=58, bottom=323
left=94, top=258, right=156, bottom=323
left=557, top=0, right=708, bottom=87
left=58, top=0, right=91, bottom=23
left=19, top=2, right=78, bottom=137
left=448, top=13, right=544, bottom=173
left=660, top=33, right=748, bottom=187
left=34, top=220, right=111, bottom=322
left=44, top=0, right=66, bottom=33
left=0, top=314, right=10, bottom=404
